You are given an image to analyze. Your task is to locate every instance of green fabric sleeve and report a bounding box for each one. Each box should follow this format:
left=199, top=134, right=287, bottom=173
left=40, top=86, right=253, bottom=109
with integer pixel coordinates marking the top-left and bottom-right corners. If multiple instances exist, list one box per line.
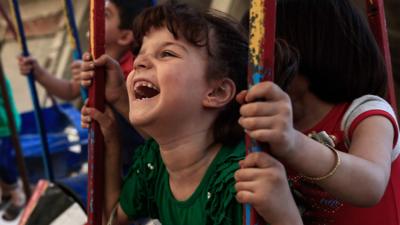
left=206, top=141, right=245, bottom=225
left=119, top=139, right=160, bottom=220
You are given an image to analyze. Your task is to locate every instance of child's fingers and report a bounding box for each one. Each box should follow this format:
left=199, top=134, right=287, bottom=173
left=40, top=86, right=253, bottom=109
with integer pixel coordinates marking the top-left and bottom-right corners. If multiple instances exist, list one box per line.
left=235, top=180, right=256, bottom=192
left=245, top=129, right=278, bottom=144
left=103, top=105, right=116, bottom=121
left=20, top=57, right=36, bottom=68
left=81, top=79, right=92, bottom=87
left=81, top=106, right=112, bottom=132
left=82, top=52, right=92, bottom=62
left=238, top=116, right=274, bottom=131
left=81, top=61, right=95, bottom=72
left=19, top=66, right=32, bottom=75
left=80, top=71, right=94, bottom=87
left=235, top=167, right=265, bottom=182
left=90, top=107, right=109, bottom=124
left=240, top=152, right=281, bottom=169
left=236, top=90, right=248, bottom=104
left=70, top=60, right=82, bottom=70
left=239, top=101, right=284, bottom=117
left=94, top=54, right=120, bottom=71
left=235, top=190, right=256, bottom=204
left=18, top=57, right=33, bottom=67
left=81, top=105, right=92, bottom=128
left=245, top=82, right=288, bottom=103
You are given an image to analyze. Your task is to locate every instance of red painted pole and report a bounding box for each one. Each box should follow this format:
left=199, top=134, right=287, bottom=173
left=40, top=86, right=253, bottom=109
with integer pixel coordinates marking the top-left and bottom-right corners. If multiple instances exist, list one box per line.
left=244, top=1, right=276, bottom=225
left=0, top=57, right=31, bottom=201
left=86, top=0, right=105, bottom=224
left=0, top=2, right=30, bottom=200
left=366, top=0, right=397, bottom=113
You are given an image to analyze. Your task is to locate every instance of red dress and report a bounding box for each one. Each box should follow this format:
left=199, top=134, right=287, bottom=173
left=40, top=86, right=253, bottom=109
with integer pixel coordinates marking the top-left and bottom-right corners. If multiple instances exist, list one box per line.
left=288, top=95, right=400, bottom=225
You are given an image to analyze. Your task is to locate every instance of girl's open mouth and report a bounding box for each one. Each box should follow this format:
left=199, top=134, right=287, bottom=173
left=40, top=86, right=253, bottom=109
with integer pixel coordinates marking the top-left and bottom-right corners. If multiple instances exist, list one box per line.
left=134, top=80, right=160, bottom=100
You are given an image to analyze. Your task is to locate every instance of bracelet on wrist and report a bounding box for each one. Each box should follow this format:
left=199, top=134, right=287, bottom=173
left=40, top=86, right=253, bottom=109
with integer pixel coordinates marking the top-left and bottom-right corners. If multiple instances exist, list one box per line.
left=302, top=131, right=341, bottom=181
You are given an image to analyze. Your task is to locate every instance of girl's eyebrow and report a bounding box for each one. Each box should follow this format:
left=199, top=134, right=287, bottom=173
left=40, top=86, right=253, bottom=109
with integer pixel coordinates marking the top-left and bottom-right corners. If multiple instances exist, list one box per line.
left=160, top=42, right=188, bottom=53
left=138, top=41, right=189, bottom=56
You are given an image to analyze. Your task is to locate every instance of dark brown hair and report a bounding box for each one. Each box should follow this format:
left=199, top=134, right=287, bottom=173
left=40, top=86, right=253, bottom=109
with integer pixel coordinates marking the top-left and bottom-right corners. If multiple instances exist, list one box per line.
left=132, top=3, right=247, bottom=147
left=132, top=2, right=299, bottom=147
left=109, top=0, right=153, bottom=30
left=277, top=0, right=387, bottom=103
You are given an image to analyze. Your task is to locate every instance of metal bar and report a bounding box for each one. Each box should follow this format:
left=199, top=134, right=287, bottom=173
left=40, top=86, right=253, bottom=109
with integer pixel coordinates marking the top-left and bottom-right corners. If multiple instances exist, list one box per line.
left=0, top=58, right=31, bottom=200
left=63, top=0, right=88, bottom=100
left=8, top=0, right=54, bottom=181
left=244, top=0, right=276, bottom=225
left=86, top=0, right=105, bottom=224
left=0, top=2, right=17, bottom=40
left=366, top=0, right=397, bottom=113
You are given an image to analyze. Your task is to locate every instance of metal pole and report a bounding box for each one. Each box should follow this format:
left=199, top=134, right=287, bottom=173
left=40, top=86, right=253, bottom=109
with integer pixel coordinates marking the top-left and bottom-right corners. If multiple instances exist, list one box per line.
left=0, top=2, right=17, bottom=39
left=244, top=0, right=276, bottom=225
left=87, top=0, right=105, bottom=224
left=8, top=0, right=54, bottom=181
left=0, top=57, right=31, bottom=200
left=366, top=0, right=397, bottom=113
left=63, top=0, right=88, bottom=100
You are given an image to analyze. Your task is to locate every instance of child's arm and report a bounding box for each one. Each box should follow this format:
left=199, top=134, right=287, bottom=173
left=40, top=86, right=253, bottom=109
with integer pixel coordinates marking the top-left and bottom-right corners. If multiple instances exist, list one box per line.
left=17, top=56, right=81, bottom=100
left=238, top=81, right=393, bottom=207
left=80, top=52, right=129, bottom=120
left=235, top=152, right=303, bottom=225
left=81, top=103, right=131, bottom=225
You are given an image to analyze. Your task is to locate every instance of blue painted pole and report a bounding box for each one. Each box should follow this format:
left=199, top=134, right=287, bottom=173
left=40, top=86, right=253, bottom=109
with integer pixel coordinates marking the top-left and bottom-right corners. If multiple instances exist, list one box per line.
left=9, top=0, right=54, bottom=181
left=64, top=0, right=88, bottom=100
left=244, top=0, right=276, bottom=225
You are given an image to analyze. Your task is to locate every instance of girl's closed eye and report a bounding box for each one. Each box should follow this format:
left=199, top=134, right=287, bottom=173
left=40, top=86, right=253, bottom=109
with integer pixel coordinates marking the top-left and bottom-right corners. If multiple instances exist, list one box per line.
left=159, top=50, right=178, bottom=58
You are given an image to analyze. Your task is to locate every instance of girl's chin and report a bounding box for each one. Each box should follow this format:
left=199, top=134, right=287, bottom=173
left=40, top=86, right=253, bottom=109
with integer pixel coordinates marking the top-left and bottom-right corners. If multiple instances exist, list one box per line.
left=129, top=115, right=150, bottom=126
left=129, top=109, right=159, bottom=129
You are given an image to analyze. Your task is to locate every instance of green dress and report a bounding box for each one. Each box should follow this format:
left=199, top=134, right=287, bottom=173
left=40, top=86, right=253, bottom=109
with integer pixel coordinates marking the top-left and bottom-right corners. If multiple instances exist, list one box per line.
left=120, top=139, right=245, bottom=225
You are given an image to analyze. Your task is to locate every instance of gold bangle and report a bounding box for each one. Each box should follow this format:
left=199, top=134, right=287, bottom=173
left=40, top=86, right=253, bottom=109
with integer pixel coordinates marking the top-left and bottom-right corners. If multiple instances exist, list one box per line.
left=303, top=131, right=341, bottom=181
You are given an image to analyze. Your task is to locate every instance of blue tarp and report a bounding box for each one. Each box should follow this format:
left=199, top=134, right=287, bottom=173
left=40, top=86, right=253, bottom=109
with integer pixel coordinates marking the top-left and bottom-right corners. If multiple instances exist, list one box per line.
left=16, top=103, right=88, bottom=184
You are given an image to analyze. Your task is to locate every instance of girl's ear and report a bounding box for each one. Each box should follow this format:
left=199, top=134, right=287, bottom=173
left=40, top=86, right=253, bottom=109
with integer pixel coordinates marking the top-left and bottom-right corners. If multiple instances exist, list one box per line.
left=117, top=29, right=134, bottom=46
left=203, top=78, right=236, bottom=108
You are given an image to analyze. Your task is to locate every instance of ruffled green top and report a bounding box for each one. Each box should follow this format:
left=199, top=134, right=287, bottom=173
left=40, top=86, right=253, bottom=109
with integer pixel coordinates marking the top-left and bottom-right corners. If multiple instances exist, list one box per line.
left=120, top=139, right=245, bottom=225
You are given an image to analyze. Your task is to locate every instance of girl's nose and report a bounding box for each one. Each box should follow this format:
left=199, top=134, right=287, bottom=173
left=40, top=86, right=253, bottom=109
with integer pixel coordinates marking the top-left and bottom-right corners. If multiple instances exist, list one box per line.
left=133, top=54, right=153, bottom=71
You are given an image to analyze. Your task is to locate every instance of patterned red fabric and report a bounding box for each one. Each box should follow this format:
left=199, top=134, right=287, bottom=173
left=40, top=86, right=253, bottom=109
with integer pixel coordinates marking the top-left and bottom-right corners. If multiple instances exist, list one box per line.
left=288, top=102, right=400, bottom=225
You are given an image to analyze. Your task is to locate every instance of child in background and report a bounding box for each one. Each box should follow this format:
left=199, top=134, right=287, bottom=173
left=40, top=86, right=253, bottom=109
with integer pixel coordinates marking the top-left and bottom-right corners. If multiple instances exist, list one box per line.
left=80, top=2, right=302, bottom=225
left=19, top=0, right=153, bottom=171
left=18, top=57, right=82, bottom=101
left=18, top=0, right=153, bottom=99
left=236, top=0, right=400, bottom=224
left=0, top=77, right=24, bottom=221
